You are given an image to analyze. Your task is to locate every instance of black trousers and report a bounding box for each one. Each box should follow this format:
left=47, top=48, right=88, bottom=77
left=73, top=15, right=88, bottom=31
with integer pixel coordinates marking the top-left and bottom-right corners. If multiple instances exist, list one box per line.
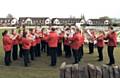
left=72, top=49, right=80, bottom=63
left=49, top=47, right=57, bottom=66
left=30, top=46, right=35, bottom=60
left=4, top=51, right=11, bottom=66
left=108, top=46, right=115, bottom=64
left=37, top=43, right=41, bottom=57
left=64, top=45, right=71, bottom=58
left=89, top=42, right=94, bottom=54
left=81, top=44, right=84, bottom=57
left=78, top=47, right=82, bottom=60
left=19, top=44, right=23, bottom=58
left=12, top=45, right=18, bottom=60
left=57, top=43, right=62, bottom=56
left=41, top=40, right=46, bottom=52
left=47, top=43, right=50, bottom=56
left=22, top=49, right=30, bottom=66
left=35, top=45, right=38, bottom=57
left=97, top=47, right=103, bottom=60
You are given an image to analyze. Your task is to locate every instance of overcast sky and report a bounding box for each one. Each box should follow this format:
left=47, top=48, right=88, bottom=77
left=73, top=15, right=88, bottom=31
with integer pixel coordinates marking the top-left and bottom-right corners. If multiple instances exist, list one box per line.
left=0, top=0, right=119, bottom=19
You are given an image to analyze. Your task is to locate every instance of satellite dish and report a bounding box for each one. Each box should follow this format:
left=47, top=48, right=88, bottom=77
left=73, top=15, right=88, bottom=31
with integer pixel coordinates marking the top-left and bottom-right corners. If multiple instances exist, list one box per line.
left=25, top=18, right=33, bottom=25
left=11, top=18, right=17, bottom=25
left=54, top=19, right=60, bottom=25
left=104, top=20, right=109, bottom=25
left=45, top=18, right=51, bottom=25
left=80, top=19, right=85, bottom=25
left=87, top=20, right=93, bottom=25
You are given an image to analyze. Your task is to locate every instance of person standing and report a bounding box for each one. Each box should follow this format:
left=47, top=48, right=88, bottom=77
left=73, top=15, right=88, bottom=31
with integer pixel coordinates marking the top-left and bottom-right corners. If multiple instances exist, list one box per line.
left=2, top=30, right=13, bottom=66
left=22, top=31, right=31, bottom=67
left=79, top=30, right=84, bottom=58
left=70, top=28, right=83, bottom=64
left=47, top=27, right=58, bottom=66
left=11, top=29, right=19, bottom=61
left=64, top=28, right=72, bottom=58
left=87, top=30, right=96, bottom=54
left=96, top=31, right=105, bottom=61
left=41, top=28, right=46, bottom=53
left=29, top=29, right=36, bottom=60
left=35, top=29, right=41, bottom=57
left=57, top=31, right=64, bottom=57
left=18, top=30, right=23, bottom=58
left=105, top=26, right=117, bottom=66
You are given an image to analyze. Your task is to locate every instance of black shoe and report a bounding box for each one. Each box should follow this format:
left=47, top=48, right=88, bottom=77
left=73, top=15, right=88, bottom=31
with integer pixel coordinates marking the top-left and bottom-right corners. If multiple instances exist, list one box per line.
left=50, top=64, right=56, bottom=66
left=31, top=58, right=34, bottom=61
left=97, top=59, right=103, bottom=61
left=72, top=62, right=78, bottom=64
left=5, top=64, right=10, bottom=66
left=89, top=52, right=93, bottom=54
left=106, top=63, right=113, bottom=66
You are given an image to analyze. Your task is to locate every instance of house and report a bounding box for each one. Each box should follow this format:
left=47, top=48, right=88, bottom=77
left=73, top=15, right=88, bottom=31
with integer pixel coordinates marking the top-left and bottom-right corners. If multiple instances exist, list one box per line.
left=111, top=19, right=120, bottom=26
left=87, top=19, right=111, bottom=26
left=18, top=17, right=51, bottom=26
left=51, top=18, right=83, bottom=26
left=0, top=18, right=18, bottom=26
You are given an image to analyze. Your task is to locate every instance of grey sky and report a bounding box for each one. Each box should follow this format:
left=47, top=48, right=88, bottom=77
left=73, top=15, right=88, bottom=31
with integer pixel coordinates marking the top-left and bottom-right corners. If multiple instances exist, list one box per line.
left=0, top=0, right=119, bottom=19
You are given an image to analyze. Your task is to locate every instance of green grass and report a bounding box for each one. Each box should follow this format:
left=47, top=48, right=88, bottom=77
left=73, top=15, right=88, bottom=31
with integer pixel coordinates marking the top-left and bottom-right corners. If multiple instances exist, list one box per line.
left=0, top=29, right=120, bottom=78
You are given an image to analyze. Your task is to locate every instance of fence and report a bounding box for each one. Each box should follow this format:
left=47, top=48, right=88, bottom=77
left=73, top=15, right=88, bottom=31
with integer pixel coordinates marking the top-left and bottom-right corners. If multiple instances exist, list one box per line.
left=60, top=62, right=120, bottom=78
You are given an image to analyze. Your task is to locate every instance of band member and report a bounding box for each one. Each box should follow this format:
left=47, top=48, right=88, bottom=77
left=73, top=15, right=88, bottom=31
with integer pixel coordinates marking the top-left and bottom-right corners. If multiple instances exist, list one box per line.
left=35, top=29, right=41, bottom=57
left=46, top=28, right=50, bottom=56
left=41, top=28, right=46, bottom=53
left=29, top=29, right=36, bottom=60
left=70, top=28, right=83, bottom=64
left=57, top=30, right=64, bottom=57
left=105, top=26, right=117, bottom=66
left=22, top=31, right=31, bottom=67
left=79, top=29, right=84, bottom=58
left=96, top=31, right=105, bottom=61
left=64, top=28, right=72, bottom=58
left=18, top=30, right=23, bottom=58
left=2, top=30, right=13, bottom=66
left=47, top=27, right=58, bottom=66
left=87, top=29, right=96, bottom=54
left=11, top=29, right=19, bottom=60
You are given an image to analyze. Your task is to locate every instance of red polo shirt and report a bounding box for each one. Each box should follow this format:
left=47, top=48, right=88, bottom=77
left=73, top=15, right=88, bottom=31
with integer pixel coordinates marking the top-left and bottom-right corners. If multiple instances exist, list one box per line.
left=13, top=35, right=19, bottom=45
left=48, top=31, right=58, bottom=48
left=107, top=32, right=117, bottom=47
left=22, top=37, right=31, bottom=50
left=70, top=32, right=83, bottom=50
left=96, top=34, right=105, bottom=47
left=3, top=35, right=13, bottom=52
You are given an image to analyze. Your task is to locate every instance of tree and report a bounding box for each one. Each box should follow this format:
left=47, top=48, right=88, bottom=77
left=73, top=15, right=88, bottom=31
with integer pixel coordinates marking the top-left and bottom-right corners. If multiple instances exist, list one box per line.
left=6, top=13, right=14, bottom=18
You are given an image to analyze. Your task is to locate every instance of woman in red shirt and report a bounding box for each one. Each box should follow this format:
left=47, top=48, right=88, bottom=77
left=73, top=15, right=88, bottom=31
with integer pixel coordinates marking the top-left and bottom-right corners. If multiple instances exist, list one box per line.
left=2, top=30, right=13, bottom=66
left=29, top=29, right=36, bottom=60
left=18, top=30, right=23, bottom=58
left=47, top=27, right=58, bottom=66
left=105, top=26, right=117, bottom=66
left=96, top=31, right=105, bottom=61
left=41, top=28, right=46, bottom=53
left=64, top=28, right=72, bottom=58
left=35, top=29, right=41, bottom=57
left=70, top=28, right=83, bottom=64
left=11, top=29, right=19, bottom=61
left=22, top=31, right=31, bottom=67
left=57, top=31, right=64, bottom=57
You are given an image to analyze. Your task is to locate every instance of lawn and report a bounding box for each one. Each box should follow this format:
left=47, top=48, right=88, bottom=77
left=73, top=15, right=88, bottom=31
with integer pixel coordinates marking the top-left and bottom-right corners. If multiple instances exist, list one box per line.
left=0, top=29, right=120, bottom=78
